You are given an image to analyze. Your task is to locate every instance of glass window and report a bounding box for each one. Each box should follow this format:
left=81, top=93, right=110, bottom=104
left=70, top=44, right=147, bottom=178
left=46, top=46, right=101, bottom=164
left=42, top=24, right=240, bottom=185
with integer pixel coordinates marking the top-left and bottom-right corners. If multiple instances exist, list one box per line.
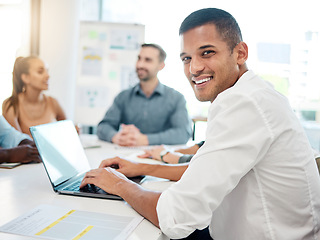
left=80, top=0, right=101, bottom=21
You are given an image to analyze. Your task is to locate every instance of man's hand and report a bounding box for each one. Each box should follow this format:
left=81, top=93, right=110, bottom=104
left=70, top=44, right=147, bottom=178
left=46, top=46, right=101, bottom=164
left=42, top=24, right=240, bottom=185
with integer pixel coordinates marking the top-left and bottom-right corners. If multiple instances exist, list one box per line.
left=112, top=124, right=149, bottom=146
left=80, top=167, right=129, bottom=196
left=80, top=158, right=162, bottom=228
left=138, top=145, right=182, bottom=164
left=18, top=138, right=36, bottom=147
left=80, top=156, right=143, bottom=195
left=138, top=145, right=165, bottom=161
left=99, top=157, right=143, bottom=177
left=2, top=145, right=41, bottom=163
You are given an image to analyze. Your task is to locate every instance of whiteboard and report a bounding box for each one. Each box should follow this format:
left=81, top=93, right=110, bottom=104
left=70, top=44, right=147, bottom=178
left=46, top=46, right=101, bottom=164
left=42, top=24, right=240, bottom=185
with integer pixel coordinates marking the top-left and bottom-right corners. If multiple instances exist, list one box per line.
left=75, top=21, right=145, bottom=125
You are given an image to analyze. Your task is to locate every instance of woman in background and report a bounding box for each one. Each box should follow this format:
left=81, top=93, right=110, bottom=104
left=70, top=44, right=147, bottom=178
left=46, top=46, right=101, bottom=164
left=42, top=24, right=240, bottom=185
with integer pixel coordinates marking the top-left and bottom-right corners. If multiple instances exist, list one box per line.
left=2, top=56, right=66, bottom=137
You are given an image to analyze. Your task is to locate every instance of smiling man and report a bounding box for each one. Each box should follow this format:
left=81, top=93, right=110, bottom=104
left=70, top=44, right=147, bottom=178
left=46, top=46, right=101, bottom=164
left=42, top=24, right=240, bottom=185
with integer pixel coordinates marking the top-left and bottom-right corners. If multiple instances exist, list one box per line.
left=97, top=43, right=192, bottom=146
left=180, top=22, right=247, bottom=103
left=82, top=8, right=320, bottom=239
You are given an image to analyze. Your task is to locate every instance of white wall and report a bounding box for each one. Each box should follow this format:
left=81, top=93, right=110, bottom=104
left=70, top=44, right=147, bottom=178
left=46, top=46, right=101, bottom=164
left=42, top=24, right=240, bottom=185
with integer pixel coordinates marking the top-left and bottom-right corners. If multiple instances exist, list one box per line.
left=39, top=0, right=80, bottom=120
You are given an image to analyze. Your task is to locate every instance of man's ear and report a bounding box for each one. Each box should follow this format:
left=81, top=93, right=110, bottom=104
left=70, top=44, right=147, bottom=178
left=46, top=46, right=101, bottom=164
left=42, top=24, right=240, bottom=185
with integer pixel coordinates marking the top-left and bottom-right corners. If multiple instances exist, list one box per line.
left=236, top=42, right=248, bottom=65
left=158, top=62, right=165, bottom=71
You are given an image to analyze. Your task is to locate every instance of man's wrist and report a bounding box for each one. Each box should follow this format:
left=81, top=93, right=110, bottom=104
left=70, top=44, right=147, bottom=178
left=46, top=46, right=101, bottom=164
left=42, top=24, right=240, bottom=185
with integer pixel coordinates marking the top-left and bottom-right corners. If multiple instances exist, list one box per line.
left=140, top=163, right=158, bottom=176
left=111, top=133, right=120, bottom=144
left=140, top=134, right=149, bottom=146
left=116, top=177, right=136, bottom=196
left=162, top=152, right=182, bottom=164
left=160, top=149, right=170, bottom=163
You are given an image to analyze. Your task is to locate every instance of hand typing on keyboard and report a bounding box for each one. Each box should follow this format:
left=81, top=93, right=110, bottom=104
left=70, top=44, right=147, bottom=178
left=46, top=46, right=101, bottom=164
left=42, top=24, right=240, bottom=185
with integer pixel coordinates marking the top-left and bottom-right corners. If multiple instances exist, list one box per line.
left=80, top=184, right=99, bottom=193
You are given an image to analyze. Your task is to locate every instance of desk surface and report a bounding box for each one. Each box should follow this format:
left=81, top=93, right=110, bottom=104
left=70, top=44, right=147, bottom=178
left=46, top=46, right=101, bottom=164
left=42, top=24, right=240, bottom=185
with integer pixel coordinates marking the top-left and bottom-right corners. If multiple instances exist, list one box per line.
left=0, top=134, right=173, bottom=240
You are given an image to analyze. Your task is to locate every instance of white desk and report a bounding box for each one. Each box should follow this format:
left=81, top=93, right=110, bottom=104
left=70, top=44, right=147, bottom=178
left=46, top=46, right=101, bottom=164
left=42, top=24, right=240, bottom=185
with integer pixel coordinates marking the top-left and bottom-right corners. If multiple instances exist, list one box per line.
left=0, top=135, right=172, bottom=240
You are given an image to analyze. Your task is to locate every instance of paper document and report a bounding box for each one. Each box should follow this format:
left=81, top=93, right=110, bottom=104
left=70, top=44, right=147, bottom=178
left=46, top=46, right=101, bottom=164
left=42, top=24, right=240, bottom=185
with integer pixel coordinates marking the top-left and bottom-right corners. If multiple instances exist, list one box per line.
left=0, top=204, right=143, bottom=240
left=0, top=162, right=21, bottom=169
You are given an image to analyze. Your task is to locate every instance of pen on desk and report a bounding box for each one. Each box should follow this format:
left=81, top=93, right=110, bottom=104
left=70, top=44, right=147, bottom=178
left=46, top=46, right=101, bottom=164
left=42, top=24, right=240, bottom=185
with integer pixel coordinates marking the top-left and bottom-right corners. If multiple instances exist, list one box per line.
left=83, top=145, right=101, bottom=149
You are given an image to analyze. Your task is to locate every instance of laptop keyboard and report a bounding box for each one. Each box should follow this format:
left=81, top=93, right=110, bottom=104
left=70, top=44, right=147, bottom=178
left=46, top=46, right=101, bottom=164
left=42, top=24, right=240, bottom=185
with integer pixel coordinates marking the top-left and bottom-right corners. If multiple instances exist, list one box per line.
left=62, top=179, right=103, bottom=193
left=62, top=179, right=82, bottom=191
left=62, top=176, right=144, bottom=195
left=80, top=184, right=100, bottom=193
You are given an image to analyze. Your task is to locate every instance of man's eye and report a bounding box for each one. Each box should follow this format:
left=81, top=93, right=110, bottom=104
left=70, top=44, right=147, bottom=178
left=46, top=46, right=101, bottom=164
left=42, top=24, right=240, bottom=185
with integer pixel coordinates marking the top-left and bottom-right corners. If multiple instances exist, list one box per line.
left=203, top=50, right=215, bottom=56
left=181, top=57, right=191, bottom=64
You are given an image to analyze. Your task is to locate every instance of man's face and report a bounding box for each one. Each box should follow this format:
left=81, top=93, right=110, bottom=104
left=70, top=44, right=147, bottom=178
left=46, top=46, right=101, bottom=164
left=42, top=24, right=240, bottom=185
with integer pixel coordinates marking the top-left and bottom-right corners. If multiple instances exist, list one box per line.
left=136, top=47, right=164, bottom=82
left=180, top=23, right=242, bottom=102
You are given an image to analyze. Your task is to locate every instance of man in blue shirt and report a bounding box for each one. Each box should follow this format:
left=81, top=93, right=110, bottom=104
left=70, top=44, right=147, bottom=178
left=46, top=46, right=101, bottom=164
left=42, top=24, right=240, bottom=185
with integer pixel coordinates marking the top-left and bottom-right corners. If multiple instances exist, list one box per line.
left=97, top=43, right=192, bottom=146
left=0, top=115, right=40, bottom=163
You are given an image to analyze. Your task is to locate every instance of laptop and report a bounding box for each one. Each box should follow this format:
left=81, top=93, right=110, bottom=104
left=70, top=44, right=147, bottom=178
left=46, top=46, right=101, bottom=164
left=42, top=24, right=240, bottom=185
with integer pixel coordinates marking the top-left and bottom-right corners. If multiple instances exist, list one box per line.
left=30, top=120, right=144, bottom=200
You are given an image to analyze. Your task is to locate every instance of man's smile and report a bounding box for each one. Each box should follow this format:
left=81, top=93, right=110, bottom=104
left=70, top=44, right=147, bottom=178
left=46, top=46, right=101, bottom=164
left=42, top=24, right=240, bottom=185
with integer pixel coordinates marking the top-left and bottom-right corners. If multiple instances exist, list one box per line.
left=191, top=76, right=213, bottom=85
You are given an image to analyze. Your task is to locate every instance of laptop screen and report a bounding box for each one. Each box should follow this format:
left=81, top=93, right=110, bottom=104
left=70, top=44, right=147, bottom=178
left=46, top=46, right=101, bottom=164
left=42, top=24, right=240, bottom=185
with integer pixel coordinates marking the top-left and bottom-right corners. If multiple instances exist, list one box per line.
left=30, top=120, right=90, bottom=187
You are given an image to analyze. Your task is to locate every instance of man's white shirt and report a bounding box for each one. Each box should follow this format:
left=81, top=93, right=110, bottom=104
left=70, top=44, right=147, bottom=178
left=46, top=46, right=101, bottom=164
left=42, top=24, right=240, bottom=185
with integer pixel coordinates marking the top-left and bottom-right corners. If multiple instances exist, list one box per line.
left=157, top=70, right=320, bottom=239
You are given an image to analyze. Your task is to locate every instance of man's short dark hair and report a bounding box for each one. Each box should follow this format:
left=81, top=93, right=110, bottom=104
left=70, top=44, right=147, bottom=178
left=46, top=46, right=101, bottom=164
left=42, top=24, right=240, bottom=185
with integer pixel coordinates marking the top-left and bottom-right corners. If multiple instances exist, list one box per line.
left=141, top=43, right=167, bottom=62
left=179, top=8, right=243, bottom=52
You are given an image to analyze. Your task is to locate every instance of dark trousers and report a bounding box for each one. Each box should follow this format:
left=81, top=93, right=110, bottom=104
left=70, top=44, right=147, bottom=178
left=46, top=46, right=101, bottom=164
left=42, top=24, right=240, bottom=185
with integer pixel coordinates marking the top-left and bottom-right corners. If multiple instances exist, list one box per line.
left=171, top=226, right=213, bottom=240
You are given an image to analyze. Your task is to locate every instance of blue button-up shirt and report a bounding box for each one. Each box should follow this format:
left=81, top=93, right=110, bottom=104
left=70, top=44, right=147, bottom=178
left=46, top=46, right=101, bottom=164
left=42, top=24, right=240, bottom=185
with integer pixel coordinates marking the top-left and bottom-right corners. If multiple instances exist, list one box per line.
left=0, top=115, right=30, bottom=148
left=97, top=82, right=192, bottom=145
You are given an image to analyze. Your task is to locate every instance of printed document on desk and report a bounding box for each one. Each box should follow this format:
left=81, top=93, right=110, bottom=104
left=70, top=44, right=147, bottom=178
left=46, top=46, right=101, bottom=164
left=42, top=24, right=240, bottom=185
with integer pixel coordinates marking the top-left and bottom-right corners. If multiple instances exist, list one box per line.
left=0, top=204, right=143, bottom=240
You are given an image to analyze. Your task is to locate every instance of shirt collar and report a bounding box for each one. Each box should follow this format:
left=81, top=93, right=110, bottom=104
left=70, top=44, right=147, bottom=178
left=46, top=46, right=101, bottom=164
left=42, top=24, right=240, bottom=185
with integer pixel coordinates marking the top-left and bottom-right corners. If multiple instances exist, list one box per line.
left=133, top=81, right=164, bottom=96
left=237, top=70, right=255, bottom=83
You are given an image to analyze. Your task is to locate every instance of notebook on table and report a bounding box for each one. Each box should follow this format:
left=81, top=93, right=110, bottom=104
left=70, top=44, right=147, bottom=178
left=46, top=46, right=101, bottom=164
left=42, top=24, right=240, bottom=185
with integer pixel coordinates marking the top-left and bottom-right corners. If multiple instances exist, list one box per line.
left=30, top=120, right=144, bottom=200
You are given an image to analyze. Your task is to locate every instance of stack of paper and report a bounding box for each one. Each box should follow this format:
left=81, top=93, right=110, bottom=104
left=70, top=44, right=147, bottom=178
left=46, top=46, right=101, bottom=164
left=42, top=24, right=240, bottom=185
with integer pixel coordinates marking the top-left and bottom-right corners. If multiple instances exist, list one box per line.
left=0, top=204, right=143, bottom=240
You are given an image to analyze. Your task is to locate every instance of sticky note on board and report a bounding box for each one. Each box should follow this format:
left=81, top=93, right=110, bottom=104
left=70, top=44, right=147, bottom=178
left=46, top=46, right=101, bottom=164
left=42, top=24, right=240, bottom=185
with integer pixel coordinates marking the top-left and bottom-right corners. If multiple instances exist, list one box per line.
left=109, top=71, right=117, bottom=80
left=99, top=33, right=107, bottom=41
left=89, top=31, right=99, bottom=39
